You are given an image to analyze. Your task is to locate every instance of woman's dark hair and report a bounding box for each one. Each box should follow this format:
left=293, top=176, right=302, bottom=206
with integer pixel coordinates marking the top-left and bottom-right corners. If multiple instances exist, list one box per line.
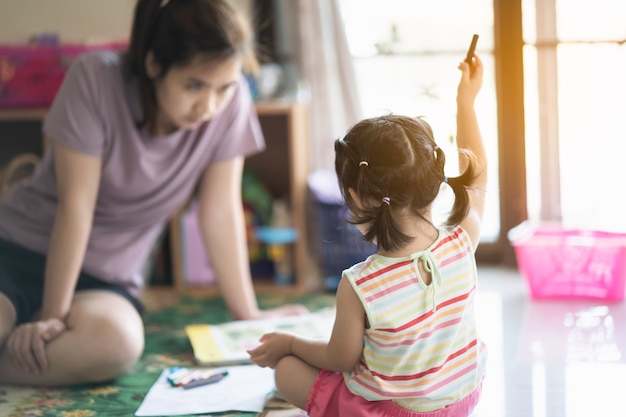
left=123, top=0, right=258, bottom=131
left=334, top=115, right=479, bottom=252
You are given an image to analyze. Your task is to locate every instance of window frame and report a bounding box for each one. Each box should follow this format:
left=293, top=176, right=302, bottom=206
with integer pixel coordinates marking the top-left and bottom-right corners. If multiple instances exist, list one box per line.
left=475, top=0, right=528, bottom=265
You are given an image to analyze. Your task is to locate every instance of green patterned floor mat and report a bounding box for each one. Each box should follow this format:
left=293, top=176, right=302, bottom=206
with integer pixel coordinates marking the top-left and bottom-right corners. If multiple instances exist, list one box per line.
left=0, top=291, right=336, bottom=417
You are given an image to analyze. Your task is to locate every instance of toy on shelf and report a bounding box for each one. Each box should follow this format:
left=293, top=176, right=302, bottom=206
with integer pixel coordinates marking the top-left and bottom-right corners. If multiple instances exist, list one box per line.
left=255, top=199, right=297, bottom=286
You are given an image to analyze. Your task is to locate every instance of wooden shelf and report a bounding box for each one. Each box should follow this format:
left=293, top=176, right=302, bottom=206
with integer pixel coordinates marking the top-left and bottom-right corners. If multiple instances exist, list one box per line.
left=0, top=108, right=47, bottom=121
left=0, top=101, right=311, bottom=296
left=169, top=101, right=311, bottom=296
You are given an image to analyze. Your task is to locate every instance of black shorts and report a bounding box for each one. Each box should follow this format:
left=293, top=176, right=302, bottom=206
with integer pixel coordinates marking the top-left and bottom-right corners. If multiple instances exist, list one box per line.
left=0, top=238, right=143, bottom=325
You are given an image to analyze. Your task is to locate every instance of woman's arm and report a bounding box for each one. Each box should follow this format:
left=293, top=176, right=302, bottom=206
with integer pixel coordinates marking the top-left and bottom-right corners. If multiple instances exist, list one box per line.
left=7, top=141, right=101, bottom=374
left=197, top=157, right=308, bottom=320
left=41, top=143, right=102, bottom=320
left=197, top=157, right=260, bottom=320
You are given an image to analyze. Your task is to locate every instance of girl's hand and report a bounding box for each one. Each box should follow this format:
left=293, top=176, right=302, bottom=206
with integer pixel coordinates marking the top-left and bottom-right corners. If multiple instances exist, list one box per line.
left=457, top=53, right=484, bottom=107
left=247, top=332, right=294, bottom=369
left=6, top=318, right=66, bottom=375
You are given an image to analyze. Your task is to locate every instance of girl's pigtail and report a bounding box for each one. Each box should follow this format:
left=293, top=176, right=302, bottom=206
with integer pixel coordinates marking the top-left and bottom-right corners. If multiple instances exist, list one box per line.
left=444, top=149, right=479, bottom=226
left=364, top=197, right=412, bottom=252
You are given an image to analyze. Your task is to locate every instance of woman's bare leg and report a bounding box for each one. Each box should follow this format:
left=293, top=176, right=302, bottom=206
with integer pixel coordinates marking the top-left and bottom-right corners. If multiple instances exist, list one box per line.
left=0, top=290, right=144, bottom=386
left=0, top=292, right=17, bottom=347
left=274, top=355, right=320, bottom=410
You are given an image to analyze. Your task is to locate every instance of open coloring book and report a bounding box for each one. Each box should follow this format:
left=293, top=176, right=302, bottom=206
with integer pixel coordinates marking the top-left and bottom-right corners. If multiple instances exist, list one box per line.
left=185, top=308, right=336, bottom=366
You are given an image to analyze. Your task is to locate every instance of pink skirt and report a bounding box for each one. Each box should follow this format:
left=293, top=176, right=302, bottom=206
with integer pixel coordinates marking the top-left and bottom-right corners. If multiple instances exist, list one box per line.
left=306, top=370, right=483, bottom=417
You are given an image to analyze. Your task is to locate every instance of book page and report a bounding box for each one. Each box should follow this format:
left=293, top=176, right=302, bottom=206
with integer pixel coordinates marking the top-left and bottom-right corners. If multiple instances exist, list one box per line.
left=185, top=308, right=335, bottom=366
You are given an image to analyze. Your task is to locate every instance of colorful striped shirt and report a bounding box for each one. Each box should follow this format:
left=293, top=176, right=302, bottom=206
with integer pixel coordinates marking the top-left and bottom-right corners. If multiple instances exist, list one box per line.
left=343, top=226, right=487, bottom=412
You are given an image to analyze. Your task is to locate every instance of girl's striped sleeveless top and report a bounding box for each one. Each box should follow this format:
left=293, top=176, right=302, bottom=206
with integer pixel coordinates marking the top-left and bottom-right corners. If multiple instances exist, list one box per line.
left=343, top=226, right=487, bottom=412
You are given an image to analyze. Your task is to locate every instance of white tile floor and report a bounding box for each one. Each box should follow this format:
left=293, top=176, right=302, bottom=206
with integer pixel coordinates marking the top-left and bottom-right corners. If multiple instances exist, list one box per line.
left=473, top=265, right=626, bottom=417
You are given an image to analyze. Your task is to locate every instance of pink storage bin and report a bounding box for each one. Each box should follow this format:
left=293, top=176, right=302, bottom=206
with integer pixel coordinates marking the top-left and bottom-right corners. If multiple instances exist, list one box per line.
left=0, top=42, right=126, bottom=109
left=178, top=201, right=215, bottom=286
left=176, top=200, right=271, bottom=286
left=508, top=222, right=626, bottom=302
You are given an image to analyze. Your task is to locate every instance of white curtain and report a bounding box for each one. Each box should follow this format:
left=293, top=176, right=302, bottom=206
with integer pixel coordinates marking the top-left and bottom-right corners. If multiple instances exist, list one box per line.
left=279, top=0, right=362, bottom=172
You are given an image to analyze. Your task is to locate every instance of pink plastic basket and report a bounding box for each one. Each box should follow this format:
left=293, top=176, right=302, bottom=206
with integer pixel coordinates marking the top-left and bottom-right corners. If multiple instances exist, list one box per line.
left=508, top=222, right=626, bottom=301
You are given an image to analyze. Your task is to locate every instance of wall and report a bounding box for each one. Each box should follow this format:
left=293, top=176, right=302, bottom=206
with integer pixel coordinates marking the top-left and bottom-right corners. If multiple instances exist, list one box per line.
left=0, top=0, right=251, bottom=44
left=0, top=0, right=134, bottom=44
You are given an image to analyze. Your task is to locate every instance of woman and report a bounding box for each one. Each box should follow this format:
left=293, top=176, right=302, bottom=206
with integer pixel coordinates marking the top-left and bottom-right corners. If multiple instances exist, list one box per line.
left=0, top=0, right=306, bottom=387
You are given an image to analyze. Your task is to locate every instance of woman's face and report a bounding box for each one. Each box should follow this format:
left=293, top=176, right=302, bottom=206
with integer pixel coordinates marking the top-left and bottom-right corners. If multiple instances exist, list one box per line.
left=148, top=54, right=243, bottom=135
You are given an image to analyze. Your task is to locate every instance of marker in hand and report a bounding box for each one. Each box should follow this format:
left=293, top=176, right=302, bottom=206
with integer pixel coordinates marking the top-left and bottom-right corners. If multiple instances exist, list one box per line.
left=465, top=34, right=479, bottom=64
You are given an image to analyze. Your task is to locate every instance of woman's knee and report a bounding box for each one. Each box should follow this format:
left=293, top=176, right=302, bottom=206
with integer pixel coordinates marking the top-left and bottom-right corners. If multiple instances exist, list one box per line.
left=79, top=319, right=144, bottom=382
left=67, top=297, right=145, bottom=382
left=92, top=313, right=143, bottom=360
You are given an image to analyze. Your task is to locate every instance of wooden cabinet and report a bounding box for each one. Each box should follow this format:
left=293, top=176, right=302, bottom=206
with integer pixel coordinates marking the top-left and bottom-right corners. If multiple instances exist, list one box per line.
left=169, top=101, right=311, bottom=295
left=0, top=101, right=311, bottom=295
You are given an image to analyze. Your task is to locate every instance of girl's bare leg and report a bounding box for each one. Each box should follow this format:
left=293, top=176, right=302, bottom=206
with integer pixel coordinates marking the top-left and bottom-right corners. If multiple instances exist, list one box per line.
left=0, top=290, right=144, bottom=386
left=274, top=355, right=320, bottom=410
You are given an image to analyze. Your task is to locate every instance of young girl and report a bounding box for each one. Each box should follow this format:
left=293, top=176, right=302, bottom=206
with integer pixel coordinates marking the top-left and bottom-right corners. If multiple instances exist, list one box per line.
left=248, top=55, right=487, bottom=416
left=0, top=0, right=305, bottom=387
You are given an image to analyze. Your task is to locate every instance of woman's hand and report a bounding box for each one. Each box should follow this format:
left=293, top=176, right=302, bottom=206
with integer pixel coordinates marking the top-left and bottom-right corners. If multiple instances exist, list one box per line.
left=254, top=304, right=310, bottom=320
left=247, top=331, right=294, bottom=368
left=6, top=318, right=66, bottom=375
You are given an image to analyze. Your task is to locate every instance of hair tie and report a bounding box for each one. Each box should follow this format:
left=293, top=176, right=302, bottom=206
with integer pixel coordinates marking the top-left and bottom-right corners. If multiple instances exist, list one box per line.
left=381, top=197, right=391, bottom=205
left=359, top=161, right=369, bottom=167
left=160, top=0, right=171, bottom=8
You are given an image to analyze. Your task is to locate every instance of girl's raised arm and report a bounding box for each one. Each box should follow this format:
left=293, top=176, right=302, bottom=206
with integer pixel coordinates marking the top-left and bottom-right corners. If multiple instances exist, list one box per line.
left=456, top=54, right=487, bottom=251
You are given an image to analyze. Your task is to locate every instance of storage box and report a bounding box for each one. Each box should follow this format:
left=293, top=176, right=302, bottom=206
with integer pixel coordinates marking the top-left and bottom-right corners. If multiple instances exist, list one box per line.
left=175, top=200, right=275, bottom=286
left=508, top=221, right=626, bottom=301
left=0, top=42, right=126, bottom=108
left=178, top=201, right=215, bottom=286
left=308, top=170, right=377, bottom=291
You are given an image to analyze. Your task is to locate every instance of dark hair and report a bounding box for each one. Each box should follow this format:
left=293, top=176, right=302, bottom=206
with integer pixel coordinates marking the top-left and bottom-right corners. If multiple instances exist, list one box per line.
left=123, top=0, right=258, bottom=131
left=334, top=115, right=478, bottom=252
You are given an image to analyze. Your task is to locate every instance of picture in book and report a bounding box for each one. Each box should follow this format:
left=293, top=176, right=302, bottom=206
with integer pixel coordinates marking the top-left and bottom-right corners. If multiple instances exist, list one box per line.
left=185, top=309, right=335, bottom=366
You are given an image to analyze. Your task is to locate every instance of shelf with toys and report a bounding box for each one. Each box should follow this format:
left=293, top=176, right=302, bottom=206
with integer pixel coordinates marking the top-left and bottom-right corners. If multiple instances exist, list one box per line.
left=0, top=101, right=311, bottom=296
left=0, top=42, right=312, bottom=295
left=168, top=101, right=311, bottom=296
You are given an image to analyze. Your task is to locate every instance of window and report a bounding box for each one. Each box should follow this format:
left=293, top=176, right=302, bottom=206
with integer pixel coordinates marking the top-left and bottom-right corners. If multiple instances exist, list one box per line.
left=522, top=0, right=626, bottom=232
left=339, top=0, right=500, bottom=242
left=340, top=0, right=626, bottom=263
